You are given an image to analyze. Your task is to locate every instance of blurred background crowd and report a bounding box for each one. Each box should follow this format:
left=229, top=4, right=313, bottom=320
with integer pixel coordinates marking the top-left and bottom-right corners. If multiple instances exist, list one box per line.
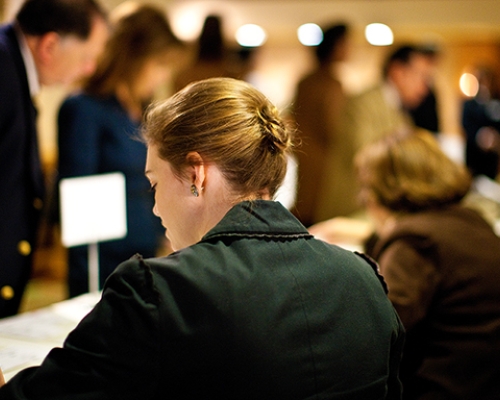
left=2, top=1, right=500, bottom=397
left=1, top=0, right=499, bottom=308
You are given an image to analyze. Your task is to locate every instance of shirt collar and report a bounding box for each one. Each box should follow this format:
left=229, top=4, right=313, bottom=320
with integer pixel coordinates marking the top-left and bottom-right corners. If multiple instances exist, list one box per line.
left=382, top=79, right=402, bottom=110
left=14, top=23, right=40, bottom=97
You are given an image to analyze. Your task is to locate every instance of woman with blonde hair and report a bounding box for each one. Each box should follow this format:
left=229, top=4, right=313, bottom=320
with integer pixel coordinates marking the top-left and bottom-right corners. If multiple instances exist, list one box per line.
left=1, top=78, right=404, bottom=399
left=355, top=130, right=500, bottom=399
left=57, top=2, right=181, bottom=296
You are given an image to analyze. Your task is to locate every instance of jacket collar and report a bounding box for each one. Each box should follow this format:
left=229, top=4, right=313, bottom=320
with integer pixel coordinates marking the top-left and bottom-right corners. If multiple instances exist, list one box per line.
left=14, top=23, right=40, bottom=97
left=1, top=24, right=31, bottom=99
left=202, top=200, right=311, bottom=241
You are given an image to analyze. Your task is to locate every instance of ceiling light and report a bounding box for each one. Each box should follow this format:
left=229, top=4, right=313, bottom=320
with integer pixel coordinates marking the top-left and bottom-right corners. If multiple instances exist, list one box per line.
left=459, top=73, right=479, bottom=97
left=365, top=23, right=394, bottom=46
left=235, top=24, right=267, bottom=47
left=297, top=23, right=323, bottom=46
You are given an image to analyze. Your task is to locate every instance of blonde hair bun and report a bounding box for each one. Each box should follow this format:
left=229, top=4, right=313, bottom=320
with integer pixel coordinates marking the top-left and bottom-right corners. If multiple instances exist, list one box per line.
left=143, top=77, right=294, bottom=198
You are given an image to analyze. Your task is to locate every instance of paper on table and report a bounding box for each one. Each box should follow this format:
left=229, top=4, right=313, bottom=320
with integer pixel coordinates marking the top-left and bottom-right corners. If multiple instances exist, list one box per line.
left=51, top=291, right=101, bottom=322
left=0, top=310, right=76, bottom=342
left=0, top=292, right=102, bottom=381
left=0, top=344, right=52, bottom=373
left=0, top=292, right=101, bottom=342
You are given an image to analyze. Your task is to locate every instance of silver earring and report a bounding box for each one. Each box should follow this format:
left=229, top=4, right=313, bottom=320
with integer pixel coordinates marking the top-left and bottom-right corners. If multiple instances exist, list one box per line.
left=191, top=184, right=199, bottom=197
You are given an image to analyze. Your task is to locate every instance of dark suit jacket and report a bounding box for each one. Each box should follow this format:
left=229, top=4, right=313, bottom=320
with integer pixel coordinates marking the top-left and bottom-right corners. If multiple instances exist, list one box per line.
left=1, top=201, right=404, bottom=399
left=462, top=97, right=500, bottom=179
left=0, top=24, right=44, bottom=317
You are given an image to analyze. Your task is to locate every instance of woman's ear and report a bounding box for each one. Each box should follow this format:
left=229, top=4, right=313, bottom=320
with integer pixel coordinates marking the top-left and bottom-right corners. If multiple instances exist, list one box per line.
left=185, top=152, right=206, bottom=193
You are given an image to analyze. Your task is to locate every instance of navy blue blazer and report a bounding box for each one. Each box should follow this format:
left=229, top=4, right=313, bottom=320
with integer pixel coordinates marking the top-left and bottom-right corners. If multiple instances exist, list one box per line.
left=0, top=24, right=44, bottom=317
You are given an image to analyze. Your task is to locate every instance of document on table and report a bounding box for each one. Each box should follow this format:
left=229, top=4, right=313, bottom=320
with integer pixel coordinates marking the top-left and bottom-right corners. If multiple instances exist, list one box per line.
left=0, top=309, right=77, bottom=341
left=0, top=343, right=53, bottom=374
left=0, top=292, right=101, bottom=380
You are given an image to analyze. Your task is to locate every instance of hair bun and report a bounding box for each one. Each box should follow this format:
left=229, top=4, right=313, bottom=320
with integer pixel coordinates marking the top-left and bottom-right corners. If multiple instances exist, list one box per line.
left=256, top=103, right=289, bottom=154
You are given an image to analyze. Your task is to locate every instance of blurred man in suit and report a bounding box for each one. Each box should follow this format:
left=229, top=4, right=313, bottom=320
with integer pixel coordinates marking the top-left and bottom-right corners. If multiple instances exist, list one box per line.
left=0, top=0, right=108, bottom=317
left=316, top=44, right=434, bottom=221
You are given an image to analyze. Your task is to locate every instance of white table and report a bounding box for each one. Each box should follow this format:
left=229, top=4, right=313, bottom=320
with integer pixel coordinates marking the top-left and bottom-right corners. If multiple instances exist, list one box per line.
left=0, top=292, right=101, bottom=381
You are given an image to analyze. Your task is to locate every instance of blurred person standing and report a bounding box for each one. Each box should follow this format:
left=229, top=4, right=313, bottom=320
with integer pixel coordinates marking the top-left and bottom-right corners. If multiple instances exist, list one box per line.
left=315, top=44, right=435, bottom=221
left=0, top=0, right=108, bottom=317
left=408, top=45, right=441, bottom=134
left=292, top=23, right=349, bottom=226
left=462, top=66, right=500, bottom=179
left=174, top=14, right=238, bottom=92
left=57, top=2, right=181, bottom=297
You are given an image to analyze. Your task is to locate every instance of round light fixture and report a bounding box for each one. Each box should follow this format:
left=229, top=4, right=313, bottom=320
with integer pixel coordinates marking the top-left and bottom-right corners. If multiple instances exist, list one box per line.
left=365, top=23, right=394, bottom=46
left=235, top=24, right=267, bottom=47
left=297, top=23, right=323, bottom=46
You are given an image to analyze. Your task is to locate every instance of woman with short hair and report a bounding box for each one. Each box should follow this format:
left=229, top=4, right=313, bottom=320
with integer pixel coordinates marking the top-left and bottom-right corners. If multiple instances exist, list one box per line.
left=355, top=130, right=500, bottom=399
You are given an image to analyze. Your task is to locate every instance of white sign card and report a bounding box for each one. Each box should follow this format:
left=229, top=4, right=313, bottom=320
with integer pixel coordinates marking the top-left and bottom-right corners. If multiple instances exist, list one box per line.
left=59, top=172, right=127, bottom=247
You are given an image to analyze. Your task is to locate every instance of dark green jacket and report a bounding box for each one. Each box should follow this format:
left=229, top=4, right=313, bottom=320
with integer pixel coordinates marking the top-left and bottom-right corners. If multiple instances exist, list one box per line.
left=2, top=201, right=404, bottom=399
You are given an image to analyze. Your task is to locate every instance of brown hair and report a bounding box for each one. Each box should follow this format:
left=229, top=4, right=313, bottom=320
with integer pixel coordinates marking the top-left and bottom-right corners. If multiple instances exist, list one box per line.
left=16, top=0, right=106, bottom=39
left=355, top=130, right=471, bottom=212
left=382, top=44, right=430, bottom=79
left=84, top=3, right=180, bottom=99
left=142, top=77, right=294, bottom=199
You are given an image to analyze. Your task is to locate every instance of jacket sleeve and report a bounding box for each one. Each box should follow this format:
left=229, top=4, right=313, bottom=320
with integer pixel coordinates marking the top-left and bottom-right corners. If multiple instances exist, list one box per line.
left=378, top=237, right=441, bottom=331
left=0, top=256, right=161, bottom=400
